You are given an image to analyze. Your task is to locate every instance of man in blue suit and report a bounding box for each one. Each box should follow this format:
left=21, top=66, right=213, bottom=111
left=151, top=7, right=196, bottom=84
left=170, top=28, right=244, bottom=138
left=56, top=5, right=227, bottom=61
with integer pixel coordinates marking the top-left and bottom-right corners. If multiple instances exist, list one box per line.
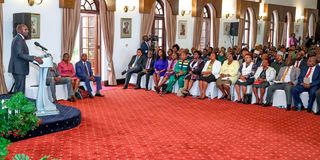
left=140, top=35, right=151, bottom=56
left=291, top=56, right=320, bottom=112
left=75, top=53, right=104, bottom=98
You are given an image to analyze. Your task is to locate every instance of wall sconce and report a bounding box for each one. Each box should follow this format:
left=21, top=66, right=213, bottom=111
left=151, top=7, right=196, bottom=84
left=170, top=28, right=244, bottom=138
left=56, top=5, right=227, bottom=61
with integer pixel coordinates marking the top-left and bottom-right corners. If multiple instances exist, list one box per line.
left=225, top=13, right=234, bottom=19
left=123, top=5, right=135, bottom=13
left=259, top=13, right=267, bottom=20
left=181, top=10, right=191, bottom=16
left=296, top=16, right=304, bottom=23
left=28, top=0, right=43, bottom=6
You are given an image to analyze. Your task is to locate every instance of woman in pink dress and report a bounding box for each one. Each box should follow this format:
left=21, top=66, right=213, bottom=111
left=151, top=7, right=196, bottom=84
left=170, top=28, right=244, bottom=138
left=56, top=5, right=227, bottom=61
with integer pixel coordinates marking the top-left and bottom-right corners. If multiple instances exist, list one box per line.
left=58, top=53, right=80, bottom=93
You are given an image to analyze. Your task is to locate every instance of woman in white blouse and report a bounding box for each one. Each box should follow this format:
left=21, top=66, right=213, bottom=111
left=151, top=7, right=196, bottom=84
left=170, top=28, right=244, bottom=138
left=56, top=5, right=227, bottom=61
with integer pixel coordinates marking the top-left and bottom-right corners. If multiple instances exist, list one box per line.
left=252, top=59, right=276, bottom=105
left=234, top=54, right=257, bottom=103
left=198, top=53, right=221, bottom=99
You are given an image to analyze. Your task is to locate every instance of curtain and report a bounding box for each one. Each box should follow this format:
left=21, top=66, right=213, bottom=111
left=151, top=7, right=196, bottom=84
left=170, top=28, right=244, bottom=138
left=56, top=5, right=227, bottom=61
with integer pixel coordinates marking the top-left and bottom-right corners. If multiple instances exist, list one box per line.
left=263, top=21, right=270, bottom=46
left=140, top=2, right=156, bottom=42
left=100, top=0, right=116, bottom=85
left=61, top=0, right=80, bottom=59
left=282, top=22, right=287, bottom=46
left=192, top=16, right=204, bottom=49
left=164, top=0, right=176, bottom=49
left=0, top=4, right=6, bottom=94
left=277, top=21, right=284, bottom=47
left=213, top=17, right=220, bottom=47
left=251, top=19, right=257, bottom=49
left=237, top=19, right=245, bottom=47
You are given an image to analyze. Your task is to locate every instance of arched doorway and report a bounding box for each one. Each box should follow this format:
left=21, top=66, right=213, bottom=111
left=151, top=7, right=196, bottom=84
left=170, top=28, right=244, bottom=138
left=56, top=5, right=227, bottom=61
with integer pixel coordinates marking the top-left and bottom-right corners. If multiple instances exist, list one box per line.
left=308, top=13, right=316, bottom=37
left=242, top=8, right=256, bottom=49
left=285, top=12, right=293, bottom=47
left=200, top=5, right=211, bottom=50
left=270, top=11, right=279, bottom=47
left=152, top=0, right=166, bottom=51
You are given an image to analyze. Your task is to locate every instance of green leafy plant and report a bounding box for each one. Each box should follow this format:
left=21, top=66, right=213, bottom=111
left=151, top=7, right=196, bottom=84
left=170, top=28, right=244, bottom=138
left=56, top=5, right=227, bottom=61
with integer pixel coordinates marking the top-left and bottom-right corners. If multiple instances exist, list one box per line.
left=0, top=93, right=41, bottom=159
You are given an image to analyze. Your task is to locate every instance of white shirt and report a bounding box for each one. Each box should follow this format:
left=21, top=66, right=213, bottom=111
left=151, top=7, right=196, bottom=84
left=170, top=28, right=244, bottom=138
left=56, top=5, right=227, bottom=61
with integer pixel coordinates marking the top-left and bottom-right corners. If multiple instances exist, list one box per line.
left=241, top=62, right=254, bottom=76
left=283, top=66, right=293, bottom=82
left=202, top=60, right=221, bottom=78
left=294, top=60, right=301, bottom=68
left=305, top=66, right=316, bottom=83
left=18, top=33, right=25, bottom=39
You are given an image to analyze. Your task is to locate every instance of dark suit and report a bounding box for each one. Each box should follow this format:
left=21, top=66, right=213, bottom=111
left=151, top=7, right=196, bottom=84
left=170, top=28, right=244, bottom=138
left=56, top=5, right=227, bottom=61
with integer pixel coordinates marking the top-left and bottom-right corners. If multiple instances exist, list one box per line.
left=293, top=59, right=307, bottom=70
left=253, top=57, right=262, bottom=67
left=75, top=60, right=102, bottom=94
left=291, top=65, right=320, bottom=110
left=124, top=55, right=145, bottom=87
left=140, top=41, right=150, bottom=56
left=8, top=34, right=35, bottom=93
left=136, top=57, right=155, bottom=89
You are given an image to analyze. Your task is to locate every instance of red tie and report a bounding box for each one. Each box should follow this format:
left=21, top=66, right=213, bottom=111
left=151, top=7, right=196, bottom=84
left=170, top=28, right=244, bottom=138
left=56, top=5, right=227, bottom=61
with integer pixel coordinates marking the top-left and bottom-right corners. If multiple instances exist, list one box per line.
left=295, top=61, right=299, bottom=68
left=305, top=67, right=313, bottom=78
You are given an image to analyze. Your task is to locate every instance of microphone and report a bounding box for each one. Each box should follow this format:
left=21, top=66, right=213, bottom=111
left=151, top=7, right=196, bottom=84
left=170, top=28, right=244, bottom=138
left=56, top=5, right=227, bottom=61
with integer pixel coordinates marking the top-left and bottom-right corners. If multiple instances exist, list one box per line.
left=34, top=42, right=48, bottom=51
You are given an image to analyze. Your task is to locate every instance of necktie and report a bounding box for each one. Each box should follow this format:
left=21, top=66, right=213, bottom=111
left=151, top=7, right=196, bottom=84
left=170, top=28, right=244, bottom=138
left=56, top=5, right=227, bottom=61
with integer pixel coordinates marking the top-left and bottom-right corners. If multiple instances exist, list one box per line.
left=280, top=67, right=290, bottom=81
left=84, top=62, right=89, bottom=76
left=146, top=58, right=151, bottom=69
left=305, top=67, right=313, bottom=78
left=132, top=56, right=139, bottom=68
left=169, top=60, right=175, bottom=69
left=295, top=61, right=299, bottom=68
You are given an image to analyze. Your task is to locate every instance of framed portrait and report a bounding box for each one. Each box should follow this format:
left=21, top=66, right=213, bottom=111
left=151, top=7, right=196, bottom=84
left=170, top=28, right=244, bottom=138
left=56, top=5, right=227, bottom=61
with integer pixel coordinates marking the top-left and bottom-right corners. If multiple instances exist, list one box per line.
left=120, top=18, right=132, bottom=38
left=31, top=13, right=40, bottom=39
left=178, top=20, right=187, bottom=39
left=295, top=24, right=300, bottom=34
left=223, top=22, right=231, bottom=35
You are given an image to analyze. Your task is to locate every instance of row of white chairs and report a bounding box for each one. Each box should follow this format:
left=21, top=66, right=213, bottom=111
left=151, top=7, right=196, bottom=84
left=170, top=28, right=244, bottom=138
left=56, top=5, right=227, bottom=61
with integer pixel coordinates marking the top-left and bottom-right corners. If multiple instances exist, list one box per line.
left=25, top=81, right=96, bottom=101
left=129, top=73, right=319, bottom=113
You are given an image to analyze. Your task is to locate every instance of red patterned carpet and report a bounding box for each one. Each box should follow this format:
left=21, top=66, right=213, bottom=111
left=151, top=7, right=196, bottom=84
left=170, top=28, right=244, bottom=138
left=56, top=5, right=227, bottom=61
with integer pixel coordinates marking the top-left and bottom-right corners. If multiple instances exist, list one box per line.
left=6, top=86, right=320, bottom=159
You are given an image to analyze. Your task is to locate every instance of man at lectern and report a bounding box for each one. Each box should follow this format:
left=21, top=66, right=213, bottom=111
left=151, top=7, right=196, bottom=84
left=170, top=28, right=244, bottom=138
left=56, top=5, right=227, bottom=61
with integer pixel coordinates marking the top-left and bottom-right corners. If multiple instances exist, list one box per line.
left=8, top=24, right=43, bottom=93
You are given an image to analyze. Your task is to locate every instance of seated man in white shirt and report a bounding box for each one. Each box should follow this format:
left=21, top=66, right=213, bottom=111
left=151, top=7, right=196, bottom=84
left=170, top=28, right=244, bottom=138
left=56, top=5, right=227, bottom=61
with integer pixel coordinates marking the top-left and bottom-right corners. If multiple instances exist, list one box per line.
left=264, top=58, right=300, bottom=110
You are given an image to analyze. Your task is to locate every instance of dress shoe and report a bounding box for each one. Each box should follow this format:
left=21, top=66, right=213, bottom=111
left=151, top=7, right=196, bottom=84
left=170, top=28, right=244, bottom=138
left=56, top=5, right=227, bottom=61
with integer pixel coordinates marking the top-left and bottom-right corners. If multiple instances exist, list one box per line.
left=307, top=108, right=312, bottom=113
left=123, top=86, right=128, bottom=89
left=286, top=105, right=291, bottom=111
left=89, top=94, right=94, bottom=98
left=53, top=99, right=59, bottom=104
left=95, top=93, right=104, bottom=97
left=121, top=70, right=126, bottom=75
left=262, top=103, right=271, bottom=107
left=134, top=86, right=141, bottom=89
left=67, top=97, right=75, bottom=102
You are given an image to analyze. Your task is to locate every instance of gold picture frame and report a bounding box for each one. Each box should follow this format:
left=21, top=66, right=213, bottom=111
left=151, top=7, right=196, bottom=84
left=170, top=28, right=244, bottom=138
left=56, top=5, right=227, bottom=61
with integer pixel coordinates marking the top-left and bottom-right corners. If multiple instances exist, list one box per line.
left=31, top=13, right=40, bottom=39
left=178, top=20, right=187, bottom=39
left=120, top=18, right=132, bottom=38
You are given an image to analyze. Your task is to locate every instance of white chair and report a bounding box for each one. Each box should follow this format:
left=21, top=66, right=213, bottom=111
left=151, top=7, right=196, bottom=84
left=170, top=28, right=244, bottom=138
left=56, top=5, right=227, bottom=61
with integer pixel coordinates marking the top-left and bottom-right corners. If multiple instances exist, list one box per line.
left=300, top=92, right=318, bottom=113
left=217, top=85, right=235, bottom=99
left=205, top=82, right=218, bottom=99
left=189, top=80, right=200, bottom=96
left=25, top=84, right=69, bottom=101
left=251, top=87, right=268, bottom=104
left=232, top=85, right=252, bottom=101
left=79, top=81, right=96, bottom=95
left=272, top=90, right=288, bottom=108
left=129, top=73, right=153, bottom=90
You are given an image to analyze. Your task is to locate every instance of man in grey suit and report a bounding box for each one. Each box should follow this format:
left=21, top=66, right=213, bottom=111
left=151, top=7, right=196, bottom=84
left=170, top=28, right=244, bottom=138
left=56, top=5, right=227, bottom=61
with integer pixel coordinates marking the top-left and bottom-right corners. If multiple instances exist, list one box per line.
left=46, top=63, right=75, bottom=103
left=264, top=58, right=300, bottom=110
left=8, top=24, right=43, bottom=93
left=122, top=48, right=145, bottom=89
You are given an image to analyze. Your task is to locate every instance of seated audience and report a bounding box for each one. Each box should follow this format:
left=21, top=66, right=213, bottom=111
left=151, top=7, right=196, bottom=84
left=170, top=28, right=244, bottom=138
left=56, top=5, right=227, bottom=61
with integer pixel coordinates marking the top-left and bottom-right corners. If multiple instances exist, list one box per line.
left=217, top=47, right=226, bottom=63
left=271, top=51, right=285, bottom=76
left=291, top=56, right=320, bottom=112
left=293, top=50, right=307, bottom=70
left=253, top=50, right=262, bottom=66
left=58, top=53, right=80, bottom=95
left=162, top=50, right=189, bottom=95
left=158, top=52, right=178, bottom=92
left=252, top=59, right=276, bottom=105
left=47, top=62, right=75, bottom=103
left=216, top=52, right=240, bottom=100
left=201, top=48, right=209, bottom=62
left=172, top=44, right=180, bottom=54
left=234, top=53, right=256, bottom=103
left=122, top=49, right=145, bottom=89
left=198, top=52, right=221, bottom=99
left=181, top=50, right=205, bottom=96
left=264, top=58, right=300, bottom=110
left=135, top=50, right=155, bottom=90
left=153, top=49, right=168, bottom=93
left=75, top=53, right=104, bottom=98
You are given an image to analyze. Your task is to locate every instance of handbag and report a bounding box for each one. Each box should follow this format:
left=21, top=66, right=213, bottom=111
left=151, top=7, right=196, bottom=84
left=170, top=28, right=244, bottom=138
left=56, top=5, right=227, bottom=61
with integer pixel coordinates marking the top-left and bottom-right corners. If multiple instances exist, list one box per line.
left=243, top=94, right=252, bottom=104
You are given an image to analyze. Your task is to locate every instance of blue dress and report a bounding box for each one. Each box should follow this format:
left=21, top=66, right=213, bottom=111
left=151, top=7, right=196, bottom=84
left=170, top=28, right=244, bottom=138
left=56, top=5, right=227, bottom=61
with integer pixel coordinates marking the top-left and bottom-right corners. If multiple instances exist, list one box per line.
left=154, top=58, right=168, bottom=76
